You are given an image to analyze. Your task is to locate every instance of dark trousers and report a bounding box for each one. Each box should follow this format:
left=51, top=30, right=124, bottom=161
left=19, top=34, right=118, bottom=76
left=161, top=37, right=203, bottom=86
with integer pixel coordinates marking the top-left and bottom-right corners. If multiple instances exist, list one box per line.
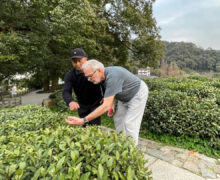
left=78, top=104, right=101, bottom=126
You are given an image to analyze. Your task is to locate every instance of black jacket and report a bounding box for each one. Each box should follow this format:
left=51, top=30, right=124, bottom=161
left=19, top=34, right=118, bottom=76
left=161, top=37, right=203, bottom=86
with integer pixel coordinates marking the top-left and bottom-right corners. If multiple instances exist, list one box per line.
left=62, top=68, right=104, bottom=108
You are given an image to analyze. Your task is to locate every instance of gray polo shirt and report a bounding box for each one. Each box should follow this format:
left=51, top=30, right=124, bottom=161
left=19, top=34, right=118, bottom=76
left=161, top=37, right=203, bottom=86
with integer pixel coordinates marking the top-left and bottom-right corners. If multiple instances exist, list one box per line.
left=103, top=66, right=141, bottom=102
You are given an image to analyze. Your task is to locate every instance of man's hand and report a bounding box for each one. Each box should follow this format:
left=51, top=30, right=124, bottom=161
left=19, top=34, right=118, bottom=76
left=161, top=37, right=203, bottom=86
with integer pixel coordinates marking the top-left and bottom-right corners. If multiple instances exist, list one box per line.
left=65, top=116, right=84, bottom=126
left=69, top=102, right=80, bottom=111
left=107, top=100, right=115, bottom=117
left=107, top=106, right=115, bottom=117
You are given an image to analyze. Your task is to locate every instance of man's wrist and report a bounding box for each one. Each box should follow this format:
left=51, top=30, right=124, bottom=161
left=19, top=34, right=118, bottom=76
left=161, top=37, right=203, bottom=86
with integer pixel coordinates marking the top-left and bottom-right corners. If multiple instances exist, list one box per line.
left=83, top=117, right=89, bottom=124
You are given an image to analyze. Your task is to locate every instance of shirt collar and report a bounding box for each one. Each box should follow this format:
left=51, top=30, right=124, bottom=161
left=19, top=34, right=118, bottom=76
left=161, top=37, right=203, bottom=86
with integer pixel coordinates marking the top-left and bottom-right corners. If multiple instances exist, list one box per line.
left=75, top=69, right=83, bottom=76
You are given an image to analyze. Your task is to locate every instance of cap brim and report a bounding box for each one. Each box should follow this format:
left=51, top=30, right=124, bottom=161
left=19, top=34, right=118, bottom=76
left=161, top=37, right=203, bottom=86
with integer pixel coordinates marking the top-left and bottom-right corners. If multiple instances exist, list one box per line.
left=71, top=55, right=85, bottom=59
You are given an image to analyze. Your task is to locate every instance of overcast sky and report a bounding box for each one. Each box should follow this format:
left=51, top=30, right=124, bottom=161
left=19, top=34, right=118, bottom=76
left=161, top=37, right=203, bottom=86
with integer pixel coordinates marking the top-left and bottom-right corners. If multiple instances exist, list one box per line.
left=153, top=0, right=220, bottom=50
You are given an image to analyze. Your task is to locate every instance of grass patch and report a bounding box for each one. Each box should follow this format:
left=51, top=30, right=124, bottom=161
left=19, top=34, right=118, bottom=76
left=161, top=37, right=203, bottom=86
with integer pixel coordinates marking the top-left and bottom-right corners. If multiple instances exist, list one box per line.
left=139, top=130, right=220, bottom=158
left=101, top=115, right=219, bottom=159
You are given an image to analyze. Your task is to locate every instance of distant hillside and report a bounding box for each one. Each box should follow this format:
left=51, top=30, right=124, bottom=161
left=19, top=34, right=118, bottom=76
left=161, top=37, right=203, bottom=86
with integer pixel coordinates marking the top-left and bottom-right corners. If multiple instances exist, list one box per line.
left=163, top=41, right=220, bottom=72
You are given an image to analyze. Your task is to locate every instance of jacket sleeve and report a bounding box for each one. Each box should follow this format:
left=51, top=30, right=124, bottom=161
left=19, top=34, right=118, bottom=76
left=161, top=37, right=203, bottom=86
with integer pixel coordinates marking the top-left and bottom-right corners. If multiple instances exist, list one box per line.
left=62, top=72, right=75, bottom=106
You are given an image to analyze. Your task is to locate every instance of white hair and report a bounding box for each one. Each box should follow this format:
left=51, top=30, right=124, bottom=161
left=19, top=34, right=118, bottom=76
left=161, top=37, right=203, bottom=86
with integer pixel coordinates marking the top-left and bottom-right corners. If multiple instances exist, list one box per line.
left=82, top=59, right=104, bottom=71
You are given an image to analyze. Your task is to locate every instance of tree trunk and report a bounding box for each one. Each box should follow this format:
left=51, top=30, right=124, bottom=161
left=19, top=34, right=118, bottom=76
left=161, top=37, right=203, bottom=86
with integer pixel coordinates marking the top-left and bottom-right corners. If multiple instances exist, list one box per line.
left=43, top=72, right=50, bottom=92
left=51, top=77, right=59, bottom=90
left=43, top=79, right=49, bottom=92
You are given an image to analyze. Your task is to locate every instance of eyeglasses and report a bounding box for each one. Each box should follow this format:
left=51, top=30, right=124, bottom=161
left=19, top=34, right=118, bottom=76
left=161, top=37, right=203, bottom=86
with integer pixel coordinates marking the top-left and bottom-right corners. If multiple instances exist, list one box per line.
left=85, top=70, right=97, bottom=79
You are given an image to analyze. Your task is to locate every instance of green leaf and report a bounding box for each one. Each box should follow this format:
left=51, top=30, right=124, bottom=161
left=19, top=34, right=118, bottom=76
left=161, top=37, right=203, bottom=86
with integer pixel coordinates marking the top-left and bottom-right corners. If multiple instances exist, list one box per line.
left=107, top=158, right=113, bottom=168
left=59, top=173, right=65, bottom=180
left=71, top=150, right=79, bottom=162
left=127, top=166, right=134, bottom=180
left=47, top=136, right=54, bottom=146
left=113, top=172, right=119, bottom=180
left=80, top=172, right=90, bottom=180
left=115, top=151, right=120, bottom=160
left=71, top=150, right=76, bottom=162
left=73, top=163, right=82, bottom=179
left=56, top=156, right=65, bottom=170
left=118, top=172, right=125, bottom=180
left=8, top=164, right=17, bottom=176
left=98, top=164, right=104, bottom=179
left=33, top=168, right=41, bottom=180
left=48, top=148, right=53, bottom=157
left=19, top=162, right=26, bottom=169
left=47, top=164, right=56, bottom=176
left=15, top=168, right=23, bottom=176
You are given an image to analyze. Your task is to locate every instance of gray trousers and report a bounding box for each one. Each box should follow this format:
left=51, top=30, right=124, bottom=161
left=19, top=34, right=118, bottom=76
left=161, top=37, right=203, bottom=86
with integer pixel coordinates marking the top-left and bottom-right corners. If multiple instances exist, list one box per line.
left=113, top=80, right=148, bottom=145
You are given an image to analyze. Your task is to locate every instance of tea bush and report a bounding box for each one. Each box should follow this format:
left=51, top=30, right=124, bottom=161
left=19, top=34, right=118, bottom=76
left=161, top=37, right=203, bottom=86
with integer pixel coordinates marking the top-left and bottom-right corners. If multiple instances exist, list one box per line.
left=0, top=105, right=67, bottom=136
left=0, top=105, right=54, bottom=124
left=48, top=77, right=220, bottom=157
left=143, top=78, right=220, bottom=100
left=142, top=79, right=220, bottom=150
left=49, top=90, right=79, bottom=112
left=49, top=90, right=69, bottom=112
left=0, top=105, right=151, bottom=179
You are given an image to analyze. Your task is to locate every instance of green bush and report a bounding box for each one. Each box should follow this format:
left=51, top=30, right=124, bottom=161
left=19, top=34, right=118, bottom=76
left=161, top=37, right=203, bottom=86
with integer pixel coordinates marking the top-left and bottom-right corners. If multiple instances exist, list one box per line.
left=49, top=90, right=73, bottom=112
left=0, top=105, right=53, bottom=124
left=50, top=77, right=220, bottom=157
left=0, top=105, right=67, bottom=136
left=0, top=105, right=151, bottom=179
left=143, top=90, right=220, bottom=149
left=143, top=78, right=220, bottom=100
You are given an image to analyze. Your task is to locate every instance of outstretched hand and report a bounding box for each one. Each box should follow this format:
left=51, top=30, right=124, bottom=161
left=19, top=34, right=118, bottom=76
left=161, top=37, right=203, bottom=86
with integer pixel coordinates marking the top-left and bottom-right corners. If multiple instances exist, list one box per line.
left=65, top=116, right=84, bottom=126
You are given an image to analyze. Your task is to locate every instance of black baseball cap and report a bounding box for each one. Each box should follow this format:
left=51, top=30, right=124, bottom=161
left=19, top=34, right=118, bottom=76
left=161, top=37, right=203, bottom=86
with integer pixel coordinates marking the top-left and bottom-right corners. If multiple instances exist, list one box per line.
left=70, top=48, right=87, bottom=59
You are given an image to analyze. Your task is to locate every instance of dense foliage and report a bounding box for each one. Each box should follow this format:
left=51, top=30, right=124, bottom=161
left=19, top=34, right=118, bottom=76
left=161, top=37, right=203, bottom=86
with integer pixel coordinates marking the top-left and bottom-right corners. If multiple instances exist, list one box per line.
left=49, top=90, right=69, bottom=112
left=163, top=41, right=220, bottom=73
left=0, top=0, right=164, bottom=90
left=0, top=105, right=151, bottom=179
left=143, top=76, right=220, bottom=153
left=49, top=77, right=220, bottom=157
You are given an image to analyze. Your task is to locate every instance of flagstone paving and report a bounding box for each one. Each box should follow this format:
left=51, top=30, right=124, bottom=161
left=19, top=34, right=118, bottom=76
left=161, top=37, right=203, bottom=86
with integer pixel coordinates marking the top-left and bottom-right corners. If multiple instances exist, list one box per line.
left=101, top=126, right=220, bottom=180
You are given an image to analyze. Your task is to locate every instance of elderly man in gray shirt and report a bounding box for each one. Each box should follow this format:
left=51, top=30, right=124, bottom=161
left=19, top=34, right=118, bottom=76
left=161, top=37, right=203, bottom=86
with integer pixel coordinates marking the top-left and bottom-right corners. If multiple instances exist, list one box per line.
left=66, top=59, right=149, bottom=145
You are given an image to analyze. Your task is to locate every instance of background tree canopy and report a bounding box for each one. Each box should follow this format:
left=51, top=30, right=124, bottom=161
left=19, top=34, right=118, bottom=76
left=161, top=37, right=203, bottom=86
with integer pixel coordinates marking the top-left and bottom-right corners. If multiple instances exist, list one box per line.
left=163, top=41, right=220, bottom=73
left=0, top=0, right=164, bottom=90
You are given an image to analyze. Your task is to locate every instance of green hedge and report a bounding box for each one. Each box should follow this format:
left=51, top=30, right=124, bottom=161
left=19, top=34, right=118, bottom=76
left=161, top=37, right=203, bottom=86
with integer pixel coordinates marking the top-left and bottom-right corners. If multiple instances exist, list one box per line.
left=48, top=77, right=220, bottom=156
left=49, top=90, right=69, bottom=112
left=0, top=105, right=58, bottom=124
left=142, top=77, right=220, bottom=150
left=143, top=78, right=220, bottom=100
left=0, top=105, right=67, bottom=136
left=0, top=105, right=151, bottom=179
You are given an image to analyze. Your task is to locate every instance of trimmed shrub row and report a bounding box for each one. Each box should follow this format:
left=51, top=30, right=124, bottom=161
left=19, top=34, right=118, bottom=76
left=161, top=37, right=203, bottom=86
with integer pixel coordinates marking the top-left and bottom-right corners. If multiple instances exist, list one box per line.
left=0, top=105, right=151, bottom=179
left=143, top=78, right=220, bottom=100
left=143, top=90, right=220, bottom=148
left=0, top=105, right=67, bottom=136
left=142, top=77, right=220, bottom=150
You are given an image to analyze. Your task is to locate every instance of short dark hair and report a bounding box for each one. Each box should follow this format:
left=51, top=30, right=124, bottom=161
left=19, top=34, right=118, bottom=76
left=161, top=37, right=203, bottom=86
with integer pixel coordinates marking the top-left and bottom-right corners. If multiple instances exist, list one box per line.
left=72, top=58, right=81, bottom=64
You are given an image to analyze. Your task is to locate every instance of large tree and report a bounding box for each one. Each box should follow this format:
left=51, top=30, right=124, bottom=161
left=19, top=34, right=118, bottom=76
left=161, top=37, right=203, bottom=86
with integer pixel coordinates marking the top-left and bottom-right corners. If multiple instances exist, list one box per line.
left=0, top=0, right=164, bottom=90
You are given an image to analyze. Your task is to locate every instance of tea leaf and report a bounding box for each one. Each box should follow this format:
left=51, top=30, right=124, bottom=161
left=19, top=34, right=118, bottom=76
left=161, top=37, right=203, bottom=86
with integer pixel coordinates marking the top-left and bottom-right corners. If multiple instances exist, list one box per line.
left=80, top=172, right=90, bottom=180
left=98, top=164, right=104, bottom=178
left=56, top=156, right=65, bottom=170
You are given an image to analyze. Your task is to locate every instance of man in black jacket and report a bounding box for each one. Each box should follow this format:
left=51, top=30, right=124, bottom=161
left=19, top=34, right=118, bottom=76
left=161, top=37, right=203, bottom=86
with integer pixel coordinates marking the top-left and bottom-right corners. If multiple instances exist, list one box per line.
left=62, top=48, right=103, bottom=126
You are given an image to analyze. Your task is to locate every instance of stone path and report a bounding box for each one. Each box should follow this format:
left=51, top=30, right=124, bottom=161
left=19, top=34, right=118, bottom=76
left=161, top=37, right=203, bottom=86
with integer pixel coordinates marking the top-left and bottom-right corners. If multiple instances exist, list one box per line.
left=138, top=137, right=220, bottom=180
left=19, top=90, right=220, bottom=180
left=101, top=127, right=220, bottom=180
left=21, top=90, right=51, bottom=105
